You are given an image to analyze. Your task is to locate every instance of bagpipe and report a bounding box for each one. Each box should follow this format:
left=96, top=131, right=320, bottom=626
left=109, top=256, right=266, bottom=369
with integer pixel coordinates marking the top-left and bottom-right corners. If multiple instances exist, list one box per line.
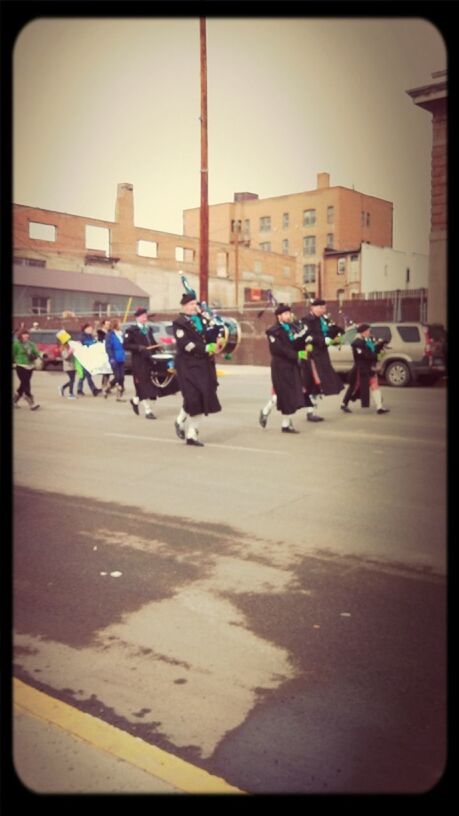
left=179, top=273, right=241, bottom=359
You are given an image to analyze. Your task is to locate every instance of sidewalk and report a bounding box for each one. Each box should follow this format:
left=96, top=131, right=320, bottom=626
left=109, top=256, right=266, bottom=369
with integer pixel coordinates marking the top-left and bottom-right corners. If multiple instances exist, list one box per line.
left=13, top=679, right=243, bottom=795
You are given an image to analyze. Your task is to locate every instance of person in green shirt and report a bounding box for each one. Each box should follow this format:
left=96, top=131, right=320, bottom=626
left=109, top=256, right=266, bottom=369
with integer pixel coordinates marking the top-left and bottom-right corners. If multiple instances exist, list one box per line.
left=12, top=329, right=42, bottom=410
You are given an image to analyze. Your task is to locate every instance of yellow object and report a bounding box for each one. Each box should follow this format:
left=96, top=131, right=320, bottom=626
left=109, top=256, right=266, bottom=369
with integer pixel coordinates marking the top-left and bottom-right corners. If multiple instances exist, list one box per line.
left=13, top=678, right=243, bottom=794
left=56, top=329, right=71, bottom=344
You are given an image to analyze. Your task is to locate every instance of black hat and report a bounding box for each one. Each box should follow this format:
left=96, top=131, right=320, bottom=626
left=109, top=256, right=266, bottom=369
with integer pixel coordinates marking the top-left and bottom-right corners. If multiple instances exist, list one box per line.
left=134, top=306, right=148, bottom=317
left=310, top=298, right=326, bottom=306
left=274, top=303, right=292, bottom=316
left=180, top=292, right=197, bottom=305
left=357, top=323, right=371, bottom=333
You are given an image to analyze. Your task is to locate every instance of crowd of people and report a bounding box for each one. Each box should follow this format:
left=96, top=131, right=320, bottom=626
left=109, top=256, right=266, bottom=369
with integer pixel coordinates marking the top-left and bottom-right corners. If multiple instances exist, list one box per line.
left=13, top=296, right=389, bottom=443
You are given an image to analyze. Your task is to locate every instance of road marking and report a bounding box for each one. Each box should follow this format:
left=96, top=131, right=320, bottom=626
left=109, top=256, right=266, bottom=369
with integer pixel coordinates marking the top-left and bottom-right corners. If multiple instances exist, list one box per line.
left=316, top=429, right=445, bottom=448
left=13, top=678, right=243, bottom=795
left=105, top=432, right=288, bottom=455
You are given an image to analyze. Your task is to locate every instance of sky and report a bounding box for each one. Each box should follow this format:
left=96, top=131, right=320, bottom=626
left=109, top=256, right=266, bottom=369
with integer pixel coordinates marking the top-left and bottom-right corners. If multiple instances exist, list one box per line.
left=13, top=16, right=447, bottom=255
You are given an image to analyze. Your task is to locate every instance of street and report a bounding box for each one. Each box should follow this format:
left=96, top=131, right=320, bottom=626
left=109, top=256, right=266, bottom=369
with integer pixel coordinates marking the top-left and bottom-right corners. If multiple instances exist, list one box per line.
left=12, top=367, right=447, bottom=794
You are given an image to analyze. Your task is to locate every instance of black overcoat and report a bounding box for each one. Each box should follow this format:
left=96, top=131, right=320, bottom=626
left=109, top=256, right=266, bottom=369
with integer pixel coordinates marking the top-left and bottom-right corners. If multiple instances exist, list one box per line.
left=266, top=322, right=305, bottom=415
left=299, top=313, right=344, bottom=396
left=122, top=323, right=159, bottom=400
left=172, top=314, right=221, bottom=417
left=343, top=337, right=379, bottom=407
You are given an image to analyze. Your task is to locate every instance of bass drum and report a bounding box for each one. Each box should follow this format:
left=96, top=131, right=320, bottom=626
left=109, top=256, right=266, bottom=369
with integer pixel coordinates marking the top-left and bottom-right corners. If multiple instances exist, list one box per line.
left=218, top=316, right=241, bottom=356
left=149, top=352, right=180, bottom=397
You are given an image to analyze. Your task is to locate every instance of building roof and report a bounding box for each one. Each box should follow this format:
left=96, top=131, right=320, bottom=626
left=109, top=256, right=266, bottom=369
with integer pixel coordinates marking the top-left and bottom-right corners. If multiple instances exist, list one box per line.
left=13, top=265, right=149, bottom=297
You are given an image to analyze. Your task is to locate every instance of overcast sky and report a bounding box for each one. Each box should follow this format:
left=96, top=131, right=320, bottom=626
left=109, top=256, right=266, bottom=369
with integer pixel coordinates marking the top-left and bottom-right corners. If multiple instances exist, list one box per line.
left=13, top=16, right=446, bottom=255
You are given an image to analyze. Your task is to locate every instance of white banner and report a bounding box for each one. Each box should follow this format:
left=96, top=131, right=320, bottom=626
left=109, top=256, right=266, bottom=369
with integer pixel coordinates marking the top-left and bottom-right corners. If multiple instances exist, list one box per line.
left=69, top=341, right=113, bottom=375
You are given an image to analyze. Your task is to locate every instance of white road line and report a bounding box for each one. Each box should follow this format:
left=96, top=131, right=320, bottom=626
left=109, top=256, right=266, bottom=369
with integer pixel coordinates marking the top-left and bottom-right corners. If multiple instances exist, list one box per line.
left=105, top=432, right=288, bottom=455
left=319, top=429, right=445, bottom=447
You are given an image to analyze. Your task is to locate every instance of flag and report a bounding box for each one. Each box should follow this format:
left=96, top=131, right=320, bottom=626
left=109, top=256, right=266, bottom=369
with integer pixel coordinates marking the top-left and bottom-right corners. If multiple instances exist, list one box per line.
left=69, top=341, right=112, bottom=375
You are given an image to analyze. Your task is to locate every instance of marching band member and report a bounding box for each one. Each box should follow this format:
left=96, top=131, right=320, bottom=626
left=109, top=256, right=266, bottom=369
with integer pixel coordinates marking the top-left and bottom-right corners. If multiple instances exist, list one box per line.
left=172, top=292, right=222, bottom=447
left=122, top=307, right=159, bottom=419
left=264, top=304, right=305, bottom=433
left=299, top=297, right=344, bottom=419
left=340, top=323, right=390, bottom=414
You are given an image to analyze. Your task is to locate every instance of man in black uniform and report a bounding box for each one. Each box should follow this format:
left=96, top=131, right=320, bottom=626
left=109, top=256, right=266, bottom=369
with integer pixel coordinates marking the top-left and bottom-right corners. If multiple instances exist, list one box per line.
left=299, top=297, right=344, bottom=420
left=122, top=307, right=158, bottom=419
left=264, top=303, right=305, bottom=433
left=172, top=293, right=222, bottom=447
left=340, top=323, right=390, bottom=414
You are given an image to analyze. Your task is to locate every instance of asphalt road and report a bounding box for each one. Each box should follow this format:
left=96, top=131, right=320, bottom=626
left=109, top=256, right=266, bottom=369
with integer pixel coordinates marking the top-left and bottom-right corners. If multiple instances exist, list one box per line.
left=12, top=367, right=447, bottom=794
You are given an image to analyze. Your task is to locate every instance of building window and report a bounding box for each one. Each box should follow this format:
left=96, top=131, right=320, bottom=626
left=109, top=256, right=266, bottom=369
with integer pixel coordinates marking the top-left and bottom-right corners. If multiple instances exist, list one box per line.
left=31, top=296, right=50, bottom=315
left=254, top=261, right=262, bottom=274
left=326, top=233, right=334, bottom=249
left=93, top=301, right=109, bottom=317
left=337, top=289, right=345, bottom=305
left=303, top=236, right=316, bottom=256
left=260, top=216, right=271, bottom=232
left=231, top=219, right=242, bottom=235
left=283, top=267, right=291, bottom=279
left=259, top=242, right=271, bottom=252
left=15, top=257, right=46, bottom=267
left=282, top=239, right=289, bottom=255
left=361, top=211, right=365, bottom=227
left=337, top=258, right=346, bottom=275
left=243, top=219, right=250, bottom=232
left=85, top=225, right=109, bottom=256
left=29, top=222, right=56, bottom=242
left=406, top=267, right=410, bottom=284
left=303, top=209, right=316, bottom=226
left=282, top=212, right=289, bottom=229
left=137, top=240, right=158, bottom=258
left=303, top=264, right=316, bottom=284
left=366, top=212, right=371, bottom=227
left=327, top=206, right=334, bottom=224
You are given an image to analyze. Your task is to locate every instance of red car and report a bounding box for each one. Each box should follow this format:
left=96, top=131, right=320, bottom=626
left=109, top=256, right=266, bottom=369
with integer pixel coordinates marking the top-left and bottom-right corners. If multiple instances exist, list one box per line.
left=28, top=329, right=63, bottom=369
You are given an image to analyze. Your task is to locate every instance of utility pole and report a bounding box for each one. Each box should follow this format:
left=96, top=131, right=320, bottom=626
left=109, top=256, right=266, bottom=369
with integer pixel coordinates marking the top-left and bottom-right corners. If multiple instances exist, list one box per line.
left=199, top=18, right=209, bottom=303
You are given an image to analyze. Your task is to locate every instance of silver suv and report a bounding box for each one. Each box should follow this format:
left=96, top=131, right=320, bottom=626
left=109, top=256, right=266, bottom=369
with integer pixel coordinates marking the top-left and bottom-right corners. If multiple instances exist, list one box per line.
left=328, top=322, right=447, bottom=387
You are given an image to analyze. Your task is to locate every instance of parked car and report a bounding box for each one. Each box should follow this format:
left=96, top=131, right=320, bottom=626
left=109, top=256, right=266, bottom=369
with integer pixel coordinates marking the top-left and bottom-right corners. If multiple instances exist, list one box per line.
left=121, top=321, right=177, bottom=375
left=28, top=329, right=62, bottom=369
left=328, top=322, right=447, bottom=387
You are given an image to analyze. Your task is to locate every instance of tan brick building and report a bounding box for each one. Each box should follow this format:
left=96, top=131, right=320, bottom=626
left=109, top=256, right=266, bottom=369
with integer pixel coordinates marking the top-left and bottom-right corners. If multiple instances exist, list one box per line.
left=407, top=70, right=447, bottom=327
left=13, top=183, right=300, bottom=314
left=183, top=172, right=393, bottom=299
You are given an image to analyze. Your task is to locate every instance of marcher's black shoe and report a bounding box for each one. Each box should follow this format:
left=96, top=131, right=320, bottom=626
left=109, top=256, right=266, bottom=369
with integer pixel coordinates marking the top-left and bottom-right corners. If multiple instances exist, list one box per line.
left=130, top=398, right=140, bottom=416
left=145, top=412, right=156, bottom=419
left=340, top=405, right=352, bottom=414
left=282, top=426, right=299, bottom=433
left=186, top=438, right=204, bottom=446
left=307, top=414, right=324, bottom=422
left=175, top=420, right=185, bottom=439
left=377, top=408, right=390, bottom=414
left=259, top=410, right=268, bottom=429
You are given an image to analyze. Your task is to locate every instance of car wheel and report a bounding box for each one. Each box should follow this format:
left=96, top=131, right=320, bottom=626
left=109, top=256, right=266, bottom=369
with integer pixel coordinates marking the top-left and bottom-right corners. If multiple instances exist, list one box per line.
left=384, top=360, right=411, bottom=387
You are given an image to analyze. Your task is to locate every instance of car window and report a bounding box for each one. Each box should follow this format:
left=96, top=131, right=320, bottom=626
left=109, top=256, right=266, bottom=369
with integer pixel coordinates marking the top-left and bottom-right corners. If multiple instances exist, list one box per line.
left=396, top=326, right=420, bottom=342
left=371, top=326, right=392, bottom=343
left=428, top=325, right=446, bottom=342
left=340, top=327, right=357, bottom=345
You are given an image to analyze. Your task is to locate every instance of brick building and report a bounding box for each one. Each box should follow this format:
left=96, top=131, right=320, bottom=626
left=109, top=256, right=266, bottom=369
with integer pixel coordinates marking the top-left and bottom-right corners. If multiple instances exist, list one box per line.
left=183, top=172, right=394, bottom=299
left=407, top=70, right=447, bottom=326
left=13, top=184, right=300, bottom=316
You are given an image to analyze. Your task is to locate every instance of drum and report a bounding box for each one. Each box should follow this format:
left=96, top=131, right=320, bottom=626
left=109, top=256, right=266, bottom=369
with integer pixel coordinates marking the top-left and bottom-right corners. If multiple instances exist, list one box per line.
left=218, top=317, right=241, bottom=356
left=149, top=352, right=180, bottom=396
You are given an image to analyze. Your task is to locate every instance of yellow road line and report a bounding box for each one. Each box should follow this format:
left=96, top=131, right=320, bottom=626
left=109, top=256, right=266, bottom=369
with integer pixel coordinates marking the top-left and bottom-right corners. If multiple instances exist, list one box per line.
left=13, top=678, right=244, bottom=795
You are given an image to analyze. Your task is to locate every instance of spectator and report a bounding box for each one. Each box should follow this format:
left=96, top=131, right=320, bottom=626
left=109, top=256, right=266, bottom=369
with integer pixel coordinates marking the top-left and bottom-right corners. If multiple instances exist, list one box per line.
left=12, top=329, right=42, bottom=410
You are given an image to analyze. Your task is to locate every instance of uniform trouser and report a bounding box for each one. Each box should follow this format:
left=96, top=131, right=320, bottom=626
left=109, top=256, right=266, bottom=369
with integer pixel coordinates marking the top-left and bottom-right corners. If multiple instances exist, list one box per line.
left=78, top=368, right=98, bottom=394
left=62, top=370, right=76, bottom=395
left=15, top=366, right=33, bottom=398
